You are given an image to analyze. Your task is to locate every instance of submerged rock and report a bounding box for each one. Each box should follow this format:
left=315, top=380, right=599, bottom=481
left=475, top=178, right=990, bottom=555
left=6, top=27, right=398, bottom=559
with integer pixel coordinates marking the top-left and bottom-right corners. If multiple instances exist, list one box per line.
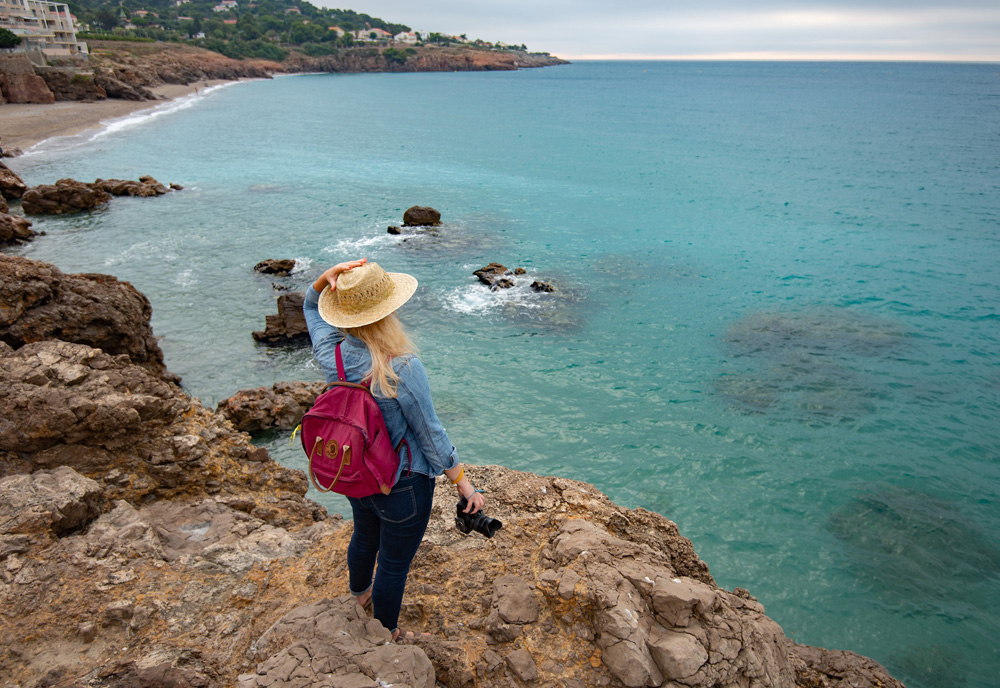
left=252, top=291, right=309, bottom=346
left=403, top=205, right=442, bottom=226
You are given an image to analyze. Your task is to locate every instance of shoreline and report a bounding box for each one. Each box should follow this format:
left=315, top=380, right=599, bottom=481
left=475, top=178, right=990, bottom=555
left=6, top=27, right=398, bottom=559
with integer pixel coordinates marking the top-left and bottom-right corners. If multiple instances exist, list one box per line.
left=0, top=80, right=232, bottom=153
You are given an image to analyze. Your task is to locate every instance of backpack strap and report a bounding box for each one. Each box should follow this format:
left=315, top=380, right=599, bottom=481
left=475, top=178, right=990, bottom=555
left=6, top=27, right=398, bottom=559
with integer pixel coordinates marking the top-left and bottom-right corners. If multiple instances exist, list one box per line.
left=335, top=342, right=347, bottom=382
left=335, top=341, right=372, bottom=388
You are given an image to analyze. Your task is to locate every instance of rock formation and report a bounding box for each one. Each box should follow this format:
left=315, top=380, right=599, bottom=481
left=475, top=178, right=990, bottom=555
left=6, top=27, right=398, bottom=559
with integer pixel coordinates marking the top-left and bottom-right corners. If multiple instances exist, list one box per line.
left=21, top=178, right=113, bottom=215
left=252, top=291, right=310, bottom=346
left=0, top=54, right=55, bottom=104
left=403, top=205, right=442, bottom=226
left=254, top=258, right=297, bottom=276
left=35, top=67, right=108, bottom=101
left=0, top=254, right=176, bottom=381
left=94, top=175, right=171, bottom=197
left=217, top=381, right=327, bottom=432
left=0, top=161, right=29, bottom=200
left=21, top=176, right=176, bottom=214
left=0, top=257, right=905, bottom=688
left=0, top=212, right=35, bottom=245
left=474, top=262, right=517, bottom=289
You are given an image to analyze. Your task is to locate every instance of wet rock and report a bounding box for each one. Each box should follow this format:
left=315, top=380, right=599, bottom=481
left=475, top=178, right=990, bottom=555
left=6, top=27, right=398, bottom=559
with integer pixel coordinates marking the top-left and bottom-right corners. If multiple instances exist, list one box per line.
left=21, top=178, right=112, bottom=215
left=0, top=254, right=175, bottom=380
left=253, top=259, right=297, bottom=276
left=531, top=280, right=555, bottom=292
left=0, top=161, right=29, bottom=200
left=387, top=225, right=401, bottom=234
left=252, top=292, right=309, bottom=346
left=217, top=381, right=327, bottom=432
left=170, top=183, right=184, bottom=191
left=93, top=176, right=171, bottom=197
left=2, top=147, right=24, bottom=158
left=474, top=262, right=515, bottom=289
left=402, top=205, right=441, bottom=226
left=0, top=213, right=35, bottom=245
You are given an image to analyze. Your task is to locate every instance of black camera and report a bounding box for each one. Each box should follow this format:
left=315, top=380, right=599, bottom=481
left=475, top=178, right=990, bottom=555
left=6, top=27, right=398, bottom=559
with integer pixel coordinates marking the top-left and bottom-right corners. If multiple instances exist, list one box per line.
left=455, top=497, right=503, bottom=538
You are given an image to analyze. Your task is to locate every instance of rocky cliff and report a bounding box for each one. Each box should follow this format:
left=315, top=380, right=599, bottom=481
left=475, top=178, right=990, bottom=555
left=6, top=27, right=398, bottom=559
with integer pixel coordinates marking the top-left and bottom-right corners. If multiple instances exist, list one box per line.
left=0, top=254, right=903, bottom=688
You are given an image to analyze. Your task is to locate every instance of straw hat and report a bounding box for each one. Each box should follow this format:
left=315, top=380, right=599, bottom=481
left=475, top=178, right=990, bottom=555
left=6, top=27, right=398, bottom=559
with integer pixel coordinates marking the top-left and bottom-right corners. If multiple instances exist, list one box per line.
left=317, top=262, right=417, bottom=328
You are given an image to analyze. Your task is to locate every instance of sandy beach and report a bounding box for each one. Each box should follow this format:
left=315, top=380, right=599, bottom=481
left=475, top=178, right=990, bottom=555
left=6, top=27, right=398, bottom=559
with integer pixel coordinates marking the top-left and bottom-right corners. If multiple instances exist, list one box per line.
left=0, top=81, right=230, bottom=153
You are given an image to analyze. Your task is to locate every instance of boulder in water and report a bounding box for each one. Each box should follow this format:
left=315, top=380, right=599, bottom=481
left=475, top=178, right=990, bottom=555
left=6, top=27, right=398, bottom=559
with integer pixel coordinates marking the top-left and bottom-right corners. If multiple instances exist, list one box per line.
left=403, top=205, right=441, bottom=226
left=254, top=259, right=297, bottom=276
left=252, top=291, right=310, bottom=346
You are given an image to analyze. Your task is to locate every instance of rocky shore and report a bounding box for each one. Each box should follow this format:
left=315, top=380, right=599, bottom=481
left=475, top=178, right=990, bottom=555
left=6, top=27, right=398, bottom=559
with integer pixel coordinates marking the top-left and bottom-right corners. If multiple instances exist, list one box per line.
left=0, top=251, right=905, bottom=688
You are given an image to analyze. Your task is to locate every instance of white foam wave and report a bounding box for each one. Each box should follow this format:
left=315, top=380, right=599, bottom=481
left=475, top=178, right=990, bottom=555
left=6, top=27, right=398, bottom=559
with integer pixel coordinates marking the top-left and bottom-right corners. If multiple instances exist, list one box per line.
left=323, top=234, right=394, bottom=255
left=442, top=281, right=543, bottom=315
left=291, top=256, right=314, bottom=274
left=174, top=269, right=196, bottom=288
left=22, top=81, right=247, bottom=157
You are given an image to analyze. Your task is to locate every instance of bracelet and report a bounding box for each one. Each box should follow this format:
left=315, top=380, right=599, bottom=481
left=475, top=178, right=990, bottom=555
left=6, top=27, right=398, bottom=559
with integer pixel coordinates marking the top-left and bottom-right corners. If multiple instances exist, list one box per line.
left=450, top=467, right=464, bottom=485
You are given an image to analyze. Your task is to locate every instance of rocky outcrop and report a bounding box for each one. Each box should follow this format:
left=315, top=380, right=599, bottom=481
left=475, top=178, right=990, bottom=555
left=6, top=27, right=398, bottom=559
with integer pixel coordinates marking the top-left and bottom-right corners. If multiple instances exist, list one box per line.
left=0, top=161, right=29, bottom=200
left=267, top=45, right=569, bottom=75
left=21, top=178, right=112, bottom=215
left=87, top=40, right=271, bottom=100
left=0, top=257, right=905, bottom=688
left=252, top=291, right=310, bottom=346
left=0, top=53, right=55, bottom=104
left=0, top=254, right=175, bottom=380
left=35, top=67, right=108, bottom=101
left=217, top=381, right=327, bottom=432
left=0, top=212, right=35, bottom=245
left=403, top=205, right=442, bottom=226
left=21, top=176, right=176, bottom=214
left=254, top=258, right=297, bottom=276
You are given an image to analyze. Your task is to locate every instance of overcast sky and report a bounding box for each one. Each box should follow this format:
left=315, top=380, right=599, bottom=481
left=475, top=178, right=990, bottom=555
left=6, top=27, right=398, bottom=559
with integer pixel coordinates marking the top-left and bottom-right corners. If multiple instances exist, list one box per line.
left=333, top=1, right=1000, bottom=61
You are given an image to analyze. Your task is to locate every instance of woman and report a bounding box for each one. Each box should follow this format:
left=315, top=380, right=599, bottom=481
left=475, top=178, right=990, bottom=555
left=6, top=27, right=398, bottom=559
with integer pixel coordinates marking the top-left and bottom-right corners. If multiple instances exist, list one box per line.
left=303, top=258, right=486, bottom=642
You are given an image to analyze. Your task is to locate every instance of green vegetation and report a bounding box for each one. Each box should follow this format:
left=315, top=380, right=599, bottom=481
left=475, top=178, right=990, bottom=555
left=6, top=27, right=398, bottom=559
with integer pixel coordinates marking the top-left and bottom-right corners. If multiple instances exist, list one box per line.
left=64, top=0, right=534, bottom=61
left=0, top=27, right=22, bottom=49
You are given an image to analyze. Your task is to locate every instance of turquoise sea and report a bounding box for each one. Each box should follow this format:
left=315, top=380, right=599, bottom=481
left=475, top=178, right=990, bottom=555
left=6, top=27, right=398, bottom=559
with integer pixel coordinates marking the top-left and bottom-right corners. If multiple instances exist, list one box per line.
left=8, top=61, right=1000, bottom=688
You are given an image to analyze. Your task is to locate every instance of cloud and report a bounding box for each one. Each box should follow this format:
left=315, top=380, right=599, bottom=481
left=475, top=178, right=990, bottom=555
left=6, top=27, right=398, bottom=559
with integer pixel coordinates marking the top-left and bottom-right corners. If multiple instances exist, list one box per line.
left=339, top=1, right=1000, bottom=61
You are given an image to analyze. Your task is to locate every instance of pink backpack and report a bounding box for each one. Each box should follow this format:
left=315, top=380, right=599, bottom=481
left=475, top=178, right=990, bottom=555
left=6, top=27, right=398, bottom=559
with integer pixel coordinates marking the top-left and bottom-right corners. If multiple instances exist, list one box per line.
left=298, top=343, right=410, bottom=498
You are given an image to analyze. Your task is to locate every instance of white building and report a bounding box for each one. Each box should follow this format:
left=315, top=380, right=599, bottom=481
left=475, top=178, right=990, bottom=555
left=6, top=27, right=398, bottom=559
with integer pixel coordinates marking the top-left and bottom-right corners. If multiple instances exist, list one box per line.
left=393, top=31, right=417, bottom=44
left=0, top=0, right=85, bottom=56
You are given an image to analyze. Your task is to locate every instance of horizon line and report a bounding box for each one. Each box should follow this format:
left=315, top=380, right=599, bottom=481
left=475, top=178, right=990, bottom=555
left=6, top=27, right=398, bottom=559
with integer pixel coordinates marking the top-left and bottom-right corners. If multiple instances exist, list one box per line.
left=554, top=52, right=1000, bottom=64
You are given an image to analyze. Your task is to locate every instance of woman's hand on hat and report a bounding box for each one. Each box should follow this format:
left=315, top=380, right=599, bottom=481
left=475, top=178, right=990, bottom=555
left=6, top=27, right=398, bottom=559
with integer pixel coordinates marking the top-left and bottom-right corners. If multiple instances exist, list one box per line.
left=316, top=258, right=367, bottom=292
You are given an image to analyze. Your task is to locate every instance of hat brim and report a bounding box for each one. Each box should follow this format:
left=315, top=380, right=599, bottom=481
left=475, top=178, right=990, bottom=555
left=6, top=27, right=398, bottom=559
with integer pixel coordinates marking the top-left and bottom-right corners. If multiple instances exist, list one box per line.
left=317, top=272, right=417, bottom=328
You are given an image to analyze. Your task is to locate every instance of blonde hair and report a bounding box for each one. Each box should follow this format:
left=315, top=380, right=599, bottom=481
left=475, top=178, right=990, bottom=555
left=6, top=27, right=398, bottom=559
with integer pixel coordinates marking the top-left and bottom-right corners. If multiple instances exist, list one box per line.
left=342, top=313, right=417, bottom=398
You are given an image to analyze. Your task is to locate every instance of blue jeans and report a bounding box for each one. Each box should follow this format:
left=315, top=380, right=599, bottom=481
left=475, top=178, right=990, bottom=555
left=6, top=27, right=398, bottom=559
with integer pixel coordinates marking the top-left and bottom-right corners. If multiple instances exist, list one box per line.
left=347, top=472, right=435, bottom=633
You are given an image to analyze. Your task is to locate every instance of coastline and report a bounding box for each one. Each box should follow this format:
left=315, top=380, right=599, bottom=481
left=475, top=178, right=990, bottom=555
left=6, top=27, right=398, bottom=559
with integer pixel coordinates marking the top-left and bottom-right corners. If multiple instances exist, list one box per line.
left=0, top=80, right=231, bottom=153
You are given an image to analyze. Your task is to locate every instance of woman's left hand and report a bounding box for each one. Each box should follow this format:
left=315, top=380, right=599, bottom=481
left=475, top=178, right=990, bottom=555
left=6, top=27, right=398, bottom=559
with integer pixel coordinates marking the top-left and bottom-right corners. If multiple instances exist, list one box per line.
left=313, top=258, right=367, bottom=293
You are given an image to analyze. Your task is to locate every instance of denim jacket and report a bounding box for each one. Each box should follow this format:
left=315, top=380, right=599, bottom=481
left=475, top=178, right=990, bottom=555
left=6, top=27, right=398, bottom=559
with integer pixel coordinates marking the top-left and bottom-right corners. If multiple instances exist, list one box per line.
left=303, top=286, right=459, bottom=481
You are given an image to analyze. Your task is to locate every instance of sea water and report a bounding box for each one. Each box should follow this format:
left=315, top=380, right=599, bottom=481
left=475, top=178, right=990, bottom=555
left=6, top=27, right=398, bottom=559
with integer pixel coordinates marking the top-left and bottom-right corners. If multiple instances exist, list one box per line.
left=9, top=61, right=1000, bottom=688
